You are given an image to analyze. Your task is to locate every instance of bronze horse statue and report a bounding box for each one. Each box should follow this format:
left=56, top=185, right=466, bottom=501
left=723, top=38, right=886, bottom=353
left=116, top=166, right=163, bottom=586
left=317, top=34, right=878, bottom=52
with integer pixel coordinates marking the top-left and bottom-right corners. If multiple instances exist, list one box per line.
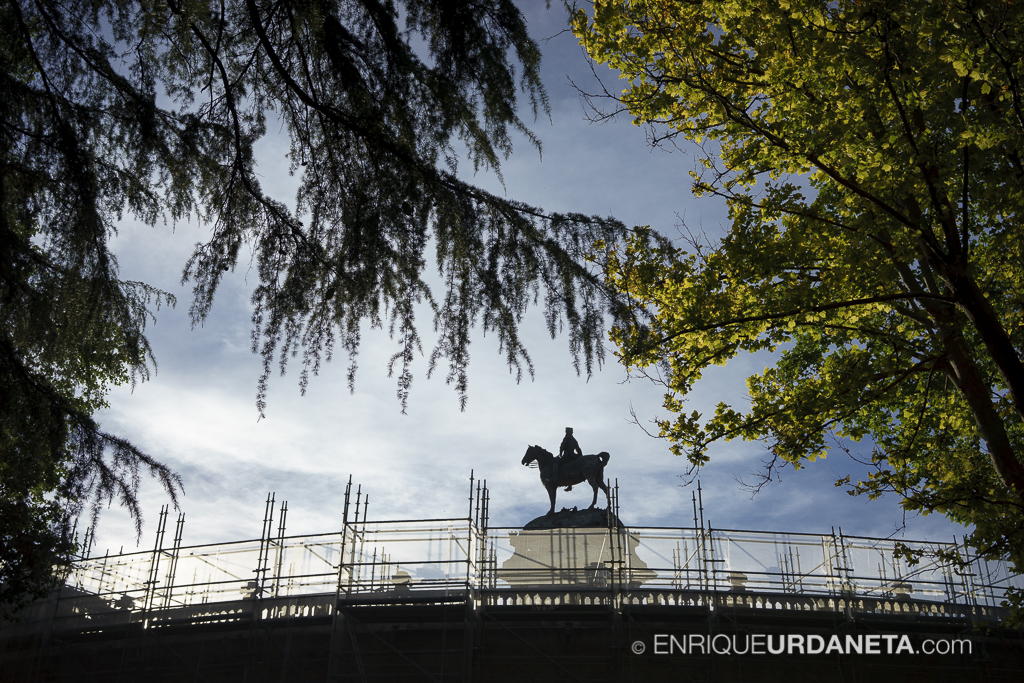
left=522, top=445, right=611, bottom=515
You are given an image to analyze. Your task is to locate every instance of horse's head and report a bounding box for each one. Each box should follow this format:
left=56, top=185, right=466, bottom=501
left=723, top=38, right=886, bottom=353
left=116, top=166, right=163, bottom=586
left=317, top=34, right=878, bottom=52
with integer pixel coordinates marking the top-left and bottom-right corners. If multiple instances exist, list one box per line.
left=522, top=444, right=550, bottom=468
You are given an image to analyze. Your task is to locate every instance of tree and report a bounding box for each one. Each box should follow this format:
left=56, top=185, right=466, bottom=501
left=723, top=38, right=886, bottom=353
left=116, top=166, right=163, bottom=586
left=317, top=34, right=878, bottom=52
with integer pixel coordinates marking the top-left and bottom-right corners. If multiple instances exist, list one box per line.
left=0, top=213, right=180, bottom=614
left=574, top=0, right=1024, bottom=610
left=1, top=0, right=623, bottom=611
left=3, top=1, right=181, bottom=613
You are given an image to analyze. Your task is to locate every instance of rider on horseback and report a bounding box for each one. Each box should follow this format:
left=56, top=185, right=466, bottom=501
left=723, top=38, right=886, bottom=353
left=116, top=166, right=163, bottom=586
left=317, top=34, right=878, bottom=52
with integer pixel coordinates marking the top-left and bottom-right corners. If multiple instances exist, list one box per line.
left=522, top=444, right=611, bottom=515
left=557, top=427, right=583, bottom=491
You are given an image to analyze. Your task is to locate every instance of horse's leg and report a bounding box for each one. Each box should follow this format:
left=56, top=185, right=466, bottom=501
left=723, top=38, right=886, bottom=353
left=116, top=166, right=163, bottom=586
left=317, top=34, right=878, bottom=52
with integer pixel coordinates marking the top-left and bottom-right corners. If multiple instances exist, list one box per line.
left=547, top=483, right=557, bottom=515
left=584, top=468, right=602, bottom=509
left=599, top=479, right=610, bottom=509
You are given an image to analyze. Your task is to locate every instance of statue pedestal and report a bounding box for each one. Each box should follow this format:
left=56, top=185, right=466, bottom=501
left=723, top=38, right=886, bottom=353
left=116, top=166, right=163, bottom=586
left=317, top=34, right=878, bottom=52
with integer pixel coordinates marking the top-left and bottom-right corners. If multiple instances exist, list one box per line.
left=497, top=510, right=656, bottom=589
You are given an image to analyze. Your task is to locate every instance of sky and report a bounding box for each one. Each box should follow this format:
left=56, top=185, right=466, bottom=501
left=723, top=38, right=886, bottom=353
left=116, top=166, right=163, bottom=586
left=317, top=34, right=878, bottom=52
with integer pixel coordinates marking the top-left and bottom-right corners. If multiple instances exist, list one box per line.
left=90, top=2, right=967, bottom=557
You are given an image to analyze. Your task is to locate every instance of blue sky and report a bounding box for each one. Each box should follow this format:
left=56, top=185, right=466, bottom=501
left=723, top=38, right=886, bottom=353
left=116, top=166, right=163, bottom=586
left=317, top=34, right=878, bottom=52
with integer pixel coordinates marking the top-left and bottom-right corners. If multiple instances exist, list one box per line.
left=91, top=3, right=965, bottom=556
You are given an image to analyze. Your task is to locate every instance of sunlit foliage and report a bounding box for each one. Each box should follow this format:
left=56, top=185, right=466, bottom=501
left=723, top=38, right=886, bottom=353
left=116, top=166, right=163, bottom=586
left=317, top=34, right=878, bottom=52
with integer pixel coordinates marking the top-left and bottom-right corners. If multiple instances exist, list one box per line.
left=575, top=0, right=1024, bottom=615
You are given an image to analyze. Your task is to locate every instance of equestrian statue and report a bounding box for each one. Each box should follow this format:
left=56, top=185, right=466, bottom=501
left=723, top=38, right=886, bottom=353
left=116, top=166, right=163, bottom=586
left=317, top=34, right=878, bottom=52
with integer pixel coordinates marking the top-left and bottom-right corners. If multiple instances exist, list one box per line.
left=521, top=442, right=611, bottom=516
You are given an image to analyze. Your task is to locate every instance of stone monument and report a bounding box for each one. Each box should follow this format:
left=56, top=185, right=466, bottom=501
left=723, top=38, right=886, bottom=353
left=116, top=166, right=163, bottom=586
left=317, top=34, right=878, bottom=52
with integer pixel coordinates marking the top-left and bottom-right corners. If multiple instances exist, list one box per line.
left=499, top=441, right=656, bottom=589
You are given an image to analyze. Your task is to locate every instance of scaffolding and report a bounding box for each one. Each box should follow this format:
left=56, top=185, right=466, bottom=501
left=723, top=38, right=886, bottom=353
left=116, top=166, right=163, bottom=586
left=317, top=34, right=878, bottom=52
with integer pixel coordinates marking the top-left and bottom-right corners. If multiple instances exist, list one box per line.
left=31, top=475, right=1024, bottom=626
left=3, top=475, right=1024, bottom=682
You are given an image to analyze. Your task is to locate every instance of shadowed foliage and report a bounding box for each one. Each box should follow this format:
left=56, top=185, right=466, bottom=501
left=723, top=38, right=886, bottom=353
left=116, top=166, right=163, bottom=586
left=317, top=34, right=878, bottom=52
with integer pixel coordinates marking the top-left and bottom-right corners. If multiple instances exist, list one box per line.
left=1, top=0, right=625, bottom=613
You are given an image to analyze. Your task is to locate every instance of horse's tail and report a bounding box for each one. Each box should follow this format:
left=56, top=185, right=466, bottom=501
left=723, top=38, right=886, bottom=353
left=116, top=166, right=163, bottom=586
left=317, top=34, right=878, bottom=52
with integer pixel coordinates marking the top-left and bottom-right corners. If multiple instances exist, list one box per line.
left=598, top=451, right=610, bottom=465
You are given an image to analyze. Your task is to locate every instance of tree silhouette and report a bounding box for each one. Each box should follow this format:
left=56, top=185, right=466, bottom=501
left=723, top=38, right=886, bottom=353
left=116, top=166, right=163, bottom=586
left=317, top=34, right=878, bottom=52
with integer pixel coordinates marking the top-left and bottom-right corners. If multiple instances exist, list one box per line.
left=0, top=0, right=624, bottom=611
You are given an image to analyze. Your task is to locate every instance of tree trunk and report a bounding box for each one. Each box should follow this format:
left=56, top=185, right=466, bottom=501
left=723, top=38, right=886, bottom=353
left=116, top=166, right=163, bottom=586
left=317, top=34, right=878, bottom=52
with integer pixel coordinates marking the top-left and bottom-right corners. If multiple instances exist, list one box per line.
left=943, top=262, right=1024, bottom=429
left=938, top=325, right=1024, bottom=497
